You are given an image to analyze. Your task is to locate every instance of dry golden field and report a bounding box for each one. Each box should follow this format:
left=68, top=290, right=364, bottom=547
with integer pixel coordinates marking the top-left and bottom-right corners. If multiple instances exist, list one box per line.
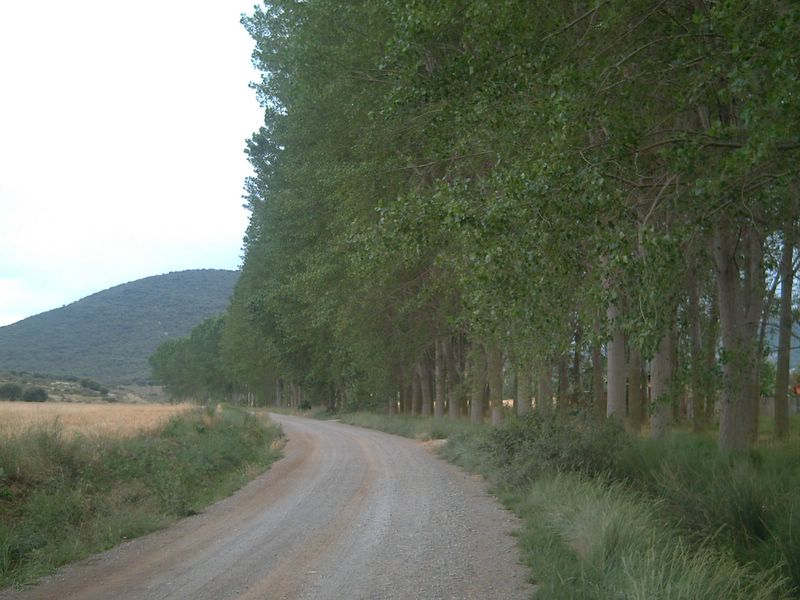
left=0, top=401, right=193, bottom=438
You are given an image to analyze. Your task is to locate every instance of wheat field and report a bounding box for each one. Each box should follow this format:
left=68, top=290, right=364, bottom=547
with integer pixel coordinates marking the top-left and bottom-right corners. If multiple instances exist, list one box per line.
left=0, top=401, right=193, bottom=438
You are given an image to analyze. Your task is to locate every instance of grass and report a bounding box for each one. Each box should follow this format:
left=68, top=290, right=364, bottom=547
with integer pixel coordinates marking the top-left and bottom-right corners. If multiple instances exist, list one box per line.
left=504, top=474, right=786, bottom=599
left=330, top=409, right=799, bottom=598
left=610, top=432, right=800, bottom=595
left=0, top=404, right=283, bottom=590
left=338, top=412, right=484, bottom=441
left=0, top=401, right=193, bottom=439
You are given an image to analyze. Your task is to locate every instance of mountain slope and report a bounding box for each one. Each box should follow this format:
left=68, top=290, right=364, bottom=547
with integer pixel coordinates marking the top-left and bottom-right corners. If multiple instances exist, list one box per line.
left=0, top=269, right=238, bottom=383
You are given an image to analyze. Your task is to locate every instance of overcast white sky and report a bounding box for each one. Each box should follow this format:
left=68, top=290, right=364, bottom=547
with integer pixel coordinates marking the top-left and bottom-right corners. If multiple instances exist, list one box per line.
left=0, top=1, right=264, bottom=326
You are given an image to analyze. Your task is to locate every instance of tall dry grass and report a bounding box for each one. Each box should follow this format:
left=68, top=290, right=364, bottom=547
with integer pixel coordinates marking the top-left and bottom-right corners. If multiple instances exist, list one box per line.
left=0, top=402, right=192, bottom=439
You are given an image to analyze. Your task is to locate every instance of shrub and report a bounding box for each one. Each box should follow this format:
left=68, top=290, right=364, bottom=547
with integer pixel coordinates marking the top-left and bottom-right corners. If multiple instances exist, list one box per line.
left=0, top=383, right=22, bottom=401
left=484, top=411, right=630, bottom=486
left=79, top=379, right=108, bottom=395
left=21, top=387, right=48, bottom=402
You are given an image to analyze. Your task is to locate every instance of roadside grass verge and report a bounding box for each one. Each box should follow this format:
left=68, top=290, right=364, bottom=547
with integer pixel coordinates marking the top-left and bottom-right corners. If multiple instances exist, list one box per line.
left=336, top=410, right=798, bottom=598
left=338, top=412, right=483, bottom=441
left=503, top=473, right=786, bottom=599
left=0, top=404, right=283, bottom=590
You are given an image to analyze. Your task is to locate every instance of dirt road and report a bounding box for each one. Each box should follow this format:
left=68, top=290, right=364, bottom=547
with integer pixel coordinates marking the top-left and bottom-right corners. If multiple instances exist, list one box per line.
left=2, top=414, right=532, bottom=600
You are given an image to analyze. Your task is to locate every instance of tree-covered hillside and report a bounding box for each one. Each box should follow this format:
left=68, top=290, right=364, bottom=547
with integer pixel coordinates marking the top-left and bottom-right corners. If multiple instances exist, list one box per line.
left=0, top=269, right=238, bottom=383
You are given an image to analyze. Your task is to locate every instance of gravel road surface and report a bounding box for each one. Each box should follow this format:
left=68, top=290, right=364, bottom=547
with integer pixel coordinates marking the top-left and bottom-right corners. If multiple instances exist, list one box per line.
left=2, top=414, right=533, bottom=600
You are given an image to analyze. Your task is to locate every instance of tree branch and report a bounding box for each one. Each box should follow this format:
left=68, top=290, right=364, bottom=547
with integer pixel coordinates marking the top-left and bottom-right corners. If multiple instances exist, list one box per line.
left=542, top=2, right=609, bottom=43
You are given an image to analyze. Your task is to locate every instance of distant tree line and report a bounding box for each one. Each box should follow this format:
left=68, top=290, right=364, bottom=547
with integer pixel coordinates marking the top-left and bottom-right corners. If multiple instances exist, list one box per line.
left=0, top=383, right=48, bottom=402
left=153, top=1, right=799, bottom=451
left=149, top=314, right=231, bottom=401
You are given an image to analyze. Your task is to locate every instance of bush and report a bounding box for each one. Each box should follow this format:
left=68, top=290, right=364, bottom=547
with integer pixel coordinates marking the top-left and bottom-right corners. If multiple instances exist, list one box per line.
left=79, top=379, right=108, bottom=395
left=21, top=387, right=48, bottom=402
left=484, top=411, right=630, bottom=486
left=0, top=383, right=22, bottom=401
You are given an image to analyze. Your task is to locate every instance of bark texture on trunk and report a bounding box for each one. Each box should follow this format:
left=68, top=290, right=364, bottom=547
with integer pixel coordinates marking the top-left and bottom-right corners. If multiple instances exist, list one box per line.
left=627, top=346, right=643, bottom=433
left=443, top=338, right=462, bottom=419
left=606, top=303, right=627, bottom=421
left=537, top=360, right=552, bottom=414
left=470, top=346, right=486, bottom=423
left=411, top=366, right=422, bottom=416
left=775, top=221, right=795, bottom=438
left=434, top=339, right=446, bottom=419
left=687, top=266, right=706, bottom=430
left=592, top=330, right=606, bottom=421
left=557, top=355, right=569, bottom=413
left=573, top=324, right=583, bottom=408
left=516, top=364, right=531, bottom=415
left=650, top=327, right=674, bottom=439
left=486, top=344, right=504, bottom=425
left=401, top=367, right=412, bottom=414
left=714, top=220, right=765, bottom=451
left=418, top=357, right=433, bottom=417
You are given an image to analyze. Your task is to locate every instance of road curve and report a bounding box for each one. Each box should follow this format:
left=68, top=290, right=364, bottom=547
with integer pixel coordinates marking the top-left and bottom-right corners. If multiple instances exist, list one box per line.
left=2, top=414, right=533, bottom=600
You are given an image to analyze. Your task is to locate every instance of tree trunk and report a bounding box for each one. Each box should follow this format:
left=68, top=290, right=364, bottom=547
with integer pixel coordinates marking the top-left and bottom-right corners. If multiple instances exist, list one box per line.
left=470, top=346, right=486, bottom=423
left=411, top=366, right=422, bottom=416
left=687, top=266, right=706, bottom=431
left=443, top=338, right=461, bottom=419
left=389, top=380, right=397, bottom=414
left=434, top=339, right=446, bottom=418
left=714, top=220, right=764, bottom=451
left=606, top=303, right=627, bottom=421
left=516, top=362, right=531, bottom=415
left=510, top=373, right=518, bottom=412
left=650, top=326, right=674, bottom=439
left=486, top=343, right=504, bottom=425
left=557, top=354, right=569, bottom=413
left=573, top=323, right=583, bottom=408
left=537, top=359, right=552, bottom=414
left=775, top=220, right=795, bottom=438
left=703, top=293, right=720, bottom=424
left=400, top=365, right=412, bottom=414
left=592, top=321, right=606, bottom=421
left=627, top=345, right=644, bottom=433
left=418, top=357, right=433, bottom=417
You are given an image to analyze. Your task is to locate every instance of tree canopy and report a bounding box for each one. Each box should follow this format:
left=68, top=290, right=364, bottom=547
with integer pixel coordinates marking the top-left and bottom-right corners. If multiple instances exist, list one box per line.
left=169, top=0, right=800, bottom=450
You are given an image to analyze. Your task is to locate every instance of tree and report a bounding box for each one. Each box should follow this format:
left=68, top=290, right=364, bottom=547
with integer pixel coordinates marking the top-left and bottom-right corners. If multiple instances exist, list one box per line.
left=0, top=383, right=22, bottom=401
left=774, top=219, right=796, bottom=438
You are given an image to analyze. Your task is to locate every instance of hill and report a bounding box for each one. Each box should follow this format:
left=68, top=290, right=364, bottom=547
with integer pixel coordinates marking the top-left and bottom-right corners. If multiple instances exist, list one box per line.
left=0, top=269, right=238, bottom=383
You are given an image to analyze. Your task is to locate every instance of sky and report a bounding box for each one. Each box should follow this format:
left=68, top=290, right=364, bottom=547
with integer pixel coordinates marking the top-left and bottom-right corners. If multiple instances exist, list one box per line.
left=0, top=1, right=265, bottom=326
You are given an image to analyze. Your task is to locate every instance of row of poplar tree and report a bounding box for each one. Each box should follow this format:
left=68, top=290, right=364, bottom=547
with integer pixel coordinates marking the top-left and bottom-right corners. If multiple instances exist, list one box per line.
left=152, top=0, right=799, bottom=451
